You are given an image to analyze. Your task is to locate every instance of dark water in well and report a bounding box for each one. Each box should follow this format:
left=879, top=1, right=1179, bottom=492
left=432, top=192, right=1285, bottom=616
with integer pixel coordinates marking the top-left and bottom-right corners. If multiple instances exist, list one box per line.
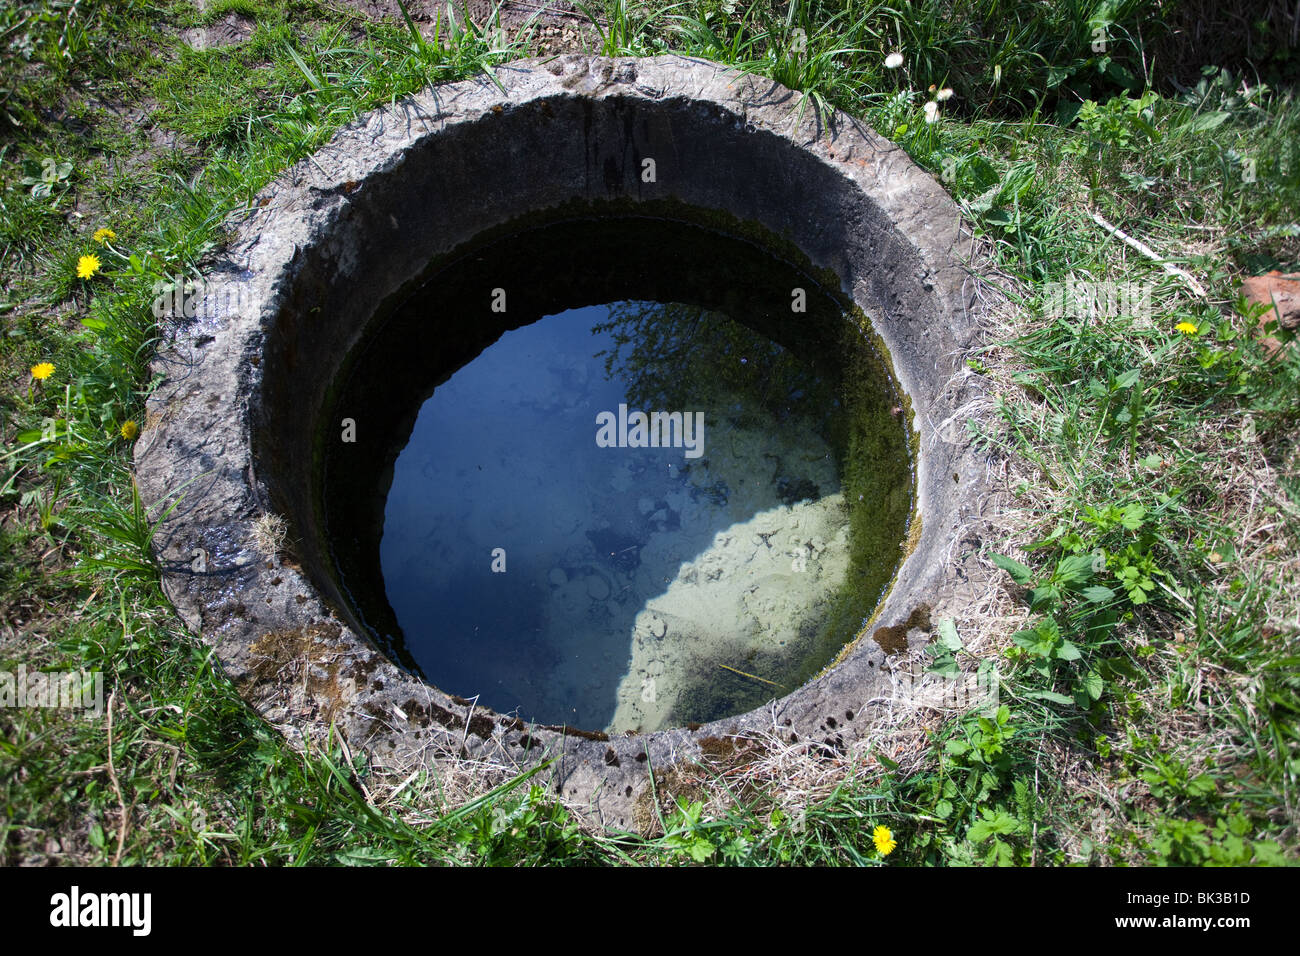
left=321, top=214, right=914, bottom=733
left=379, top=301, right=854, bottom=729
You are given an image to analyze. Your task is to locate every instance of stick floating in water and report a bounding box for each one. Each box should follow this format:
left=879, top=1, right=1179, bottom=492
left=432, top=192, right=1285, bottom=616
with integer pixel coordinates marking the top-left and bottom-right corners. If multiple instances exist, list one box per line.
left=719, top=663, right=778, bottom=686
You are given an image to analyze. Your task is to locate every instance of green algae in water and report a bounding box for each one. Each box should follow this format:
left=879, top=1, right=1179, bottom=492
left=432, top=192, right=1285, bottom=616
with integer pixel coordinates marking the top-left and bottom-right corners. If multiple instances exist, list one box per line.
left=320, top=212, right=913, bottom=733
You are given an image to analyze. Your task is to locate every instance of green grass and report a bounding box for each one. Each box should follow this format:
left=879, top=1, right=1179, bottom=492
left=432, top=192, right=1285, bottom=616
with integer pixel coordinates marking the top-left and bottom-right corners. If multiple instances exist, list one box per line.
left=1, top=0, right=1298, bottom=865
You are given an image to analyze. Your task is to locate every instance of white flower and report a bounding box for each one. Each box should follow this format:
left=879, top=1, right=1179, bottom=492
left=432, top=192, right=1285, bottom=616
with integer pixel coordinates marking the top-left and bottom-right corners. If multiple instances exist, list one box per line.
left=884, top=52, right=904, bottom=69
left=923, top=100, right=940, bottom=123
left=936, top=87, right=955, bottom=101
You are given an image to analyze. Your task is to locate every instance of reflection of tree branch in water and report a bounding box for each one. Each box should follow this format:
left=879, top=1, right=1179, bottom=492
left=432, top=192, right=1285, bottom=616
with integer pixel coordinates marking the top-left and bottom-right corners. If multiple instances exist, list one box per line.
left=590, top=301, right=837, bottom=429
left=592, top=301, right=705, bottom=407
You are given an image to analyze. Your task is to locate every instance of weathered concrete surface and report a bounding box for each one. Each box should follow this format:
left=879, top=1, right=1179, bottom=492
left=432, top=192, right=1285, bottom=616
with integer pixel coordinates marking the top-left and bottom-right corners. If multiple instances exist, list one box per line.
left=134, top=55, right=997, bottom=830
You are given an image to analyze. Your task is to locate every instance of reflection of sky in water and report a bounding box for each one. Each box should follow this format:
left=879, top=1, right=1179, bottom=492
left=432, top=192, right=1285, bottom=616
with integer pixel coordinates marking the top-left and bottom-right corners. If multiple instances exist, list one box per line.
left=381, top=303, right=842, bottom=728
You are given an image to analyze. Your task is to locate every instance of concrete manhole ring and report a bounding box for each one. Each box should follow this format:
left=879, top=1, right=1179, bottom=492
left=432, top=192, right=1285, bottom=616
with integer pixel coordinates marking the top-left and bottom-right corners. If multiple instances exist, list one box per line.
left=135, top=54, right=995, bottom=829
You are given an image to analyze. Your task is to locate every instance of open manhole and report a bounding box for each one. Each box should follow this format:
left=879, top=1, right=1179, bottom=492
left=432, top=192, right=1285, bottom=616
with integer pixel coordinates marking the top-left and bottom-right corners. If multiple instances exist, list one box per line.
left=136, top=55, right=992, bottom=827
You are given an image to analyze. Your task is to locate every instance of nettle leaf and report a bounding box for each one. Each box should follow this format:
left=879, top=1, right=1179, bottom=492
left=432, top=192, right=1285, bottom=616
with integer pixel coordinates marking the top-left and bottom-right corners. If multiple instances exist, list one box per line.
left=1011, top=628, right=1036, bottom=648
left=1080, top=670, right=1105, bottom=701
left=1056, top=640, right=1083, bottom=662
left=1013, top=618, right=1060, bottom=658
left=1029, top=583, right=1061, bottom=610
left=1082, top=585, right=1117, bottom=604
left=990, top=552, right=1033, bottom=585
left=1055, top=553, right=1096, bottom=586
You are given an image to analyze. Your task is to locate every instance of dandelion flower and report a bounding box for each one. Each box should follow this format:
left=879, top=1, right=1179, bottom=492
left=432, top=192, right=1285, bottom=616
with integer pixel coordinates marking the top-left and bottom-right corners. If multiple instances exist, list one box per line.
left=77, top=254, right=101, bottom=279
left=1175, top=321, right=1198, bottom=335
left=30, top=362, right=55, bottom=380
left=884, top=52, right=904, bottom=69
left=120, top=420, right=139, bottom=441
left=923, top=100, right=940, bottom=123
left=93, top=227, right=116, bottom=244
left=873, top=824, right=897, bottom=856
left=936, top=87, right=955, bottom=101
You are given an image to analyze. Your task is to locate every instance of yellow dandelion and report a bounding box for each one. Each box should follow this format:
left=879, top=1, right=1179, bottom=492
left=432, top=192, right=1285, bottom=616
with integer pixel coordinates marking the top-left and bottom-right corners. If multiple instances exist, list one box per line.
left=93, top=227, right=116, bottom=244
left=120, top=420, right=139, bottom=441
left=872, top=824, right=897, bottom=856
left=1175, top=321, right=1198, bottom=335
left=30, top=362, right=55, bottom=381
left=77, top=254, right=101, bottom=279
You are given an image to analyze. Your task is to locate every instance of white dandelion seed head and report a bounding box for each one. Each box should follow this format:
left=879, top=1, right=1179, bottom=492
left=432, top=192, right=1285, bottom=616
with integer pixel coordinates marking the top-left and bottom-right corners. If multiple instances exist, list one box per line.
left=884, top=52, right=904, bottom=69
left=937, top=87, right=955, bottom=101
left=923, top=100, right=940, bottom=123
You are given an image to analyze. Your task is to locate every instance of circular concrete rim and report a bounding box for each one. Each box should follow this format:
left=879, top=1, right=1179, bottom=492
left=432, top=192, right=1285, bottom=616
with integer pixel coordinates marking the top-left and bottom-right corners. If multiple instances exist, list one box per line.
left=135, top=54, right=993, bottom=830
